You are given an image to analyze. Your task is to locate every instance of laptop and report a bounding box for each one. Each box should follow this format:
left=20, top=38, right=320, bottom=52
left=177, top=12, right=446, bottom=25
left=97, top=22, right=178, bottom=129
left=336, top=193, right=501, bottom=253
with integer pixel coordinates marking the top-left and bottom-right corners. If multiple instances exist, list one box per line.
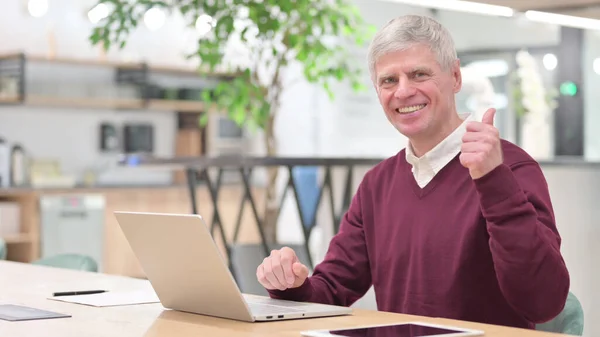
left=114, top=211, right=352, bottom=322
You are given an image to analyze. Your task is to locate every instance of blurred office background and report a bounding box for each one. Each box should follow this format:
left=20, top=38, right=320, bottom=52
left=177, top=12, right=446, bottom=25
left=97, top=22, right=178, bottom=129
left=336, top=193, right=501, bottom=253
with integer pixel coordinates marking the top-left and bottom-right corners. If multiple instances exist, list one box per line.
left=0, top=0, right=598, bottom=335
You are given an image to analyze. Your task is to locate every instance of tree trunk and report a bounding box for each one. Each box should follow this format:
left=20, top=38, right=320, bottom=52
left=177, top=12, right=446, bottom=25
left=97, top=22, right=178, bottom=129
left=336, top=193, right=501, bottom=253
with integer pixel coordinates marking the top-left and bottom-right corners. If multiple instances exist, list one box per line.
left=262, top=114, right=279, bottom=244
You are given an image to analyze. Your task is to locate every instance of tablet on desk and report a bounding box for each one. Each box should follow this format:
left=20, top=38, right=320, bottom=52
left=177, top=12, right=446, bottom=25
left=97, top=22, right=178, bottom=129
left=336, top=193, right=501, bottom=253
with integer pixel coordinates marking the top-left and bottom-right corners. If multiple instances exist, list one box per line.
left=301, top=321, right=484, bottom=337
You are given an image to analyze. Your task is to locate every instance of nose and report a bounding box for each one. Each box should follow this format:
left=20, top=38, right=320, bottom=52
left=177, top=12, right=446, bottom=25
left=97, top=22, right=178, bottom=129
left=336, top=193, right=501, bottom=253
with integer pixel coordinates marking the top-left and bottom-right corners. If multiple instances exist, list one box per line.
left=393, top=78, right=416, bottom=100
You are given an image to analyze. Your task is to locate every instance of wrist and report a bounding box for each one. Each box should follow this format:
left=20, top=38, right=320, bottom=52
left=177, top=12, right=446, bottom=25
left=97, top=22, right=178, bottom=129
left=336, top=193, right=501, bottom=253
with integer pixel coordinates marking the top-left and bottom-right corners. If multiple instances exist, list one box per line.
left=473, top=164, right=521, bottom=209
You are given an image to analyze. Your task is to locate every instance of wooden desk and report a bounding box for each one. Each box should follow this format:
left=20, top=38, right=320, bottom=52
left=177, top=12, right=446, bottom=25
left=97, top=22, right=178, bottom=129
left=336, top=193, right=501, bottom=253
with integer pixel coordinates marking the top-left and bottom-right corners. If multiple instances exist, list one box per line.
left=0, top=261, right=567, bottom=336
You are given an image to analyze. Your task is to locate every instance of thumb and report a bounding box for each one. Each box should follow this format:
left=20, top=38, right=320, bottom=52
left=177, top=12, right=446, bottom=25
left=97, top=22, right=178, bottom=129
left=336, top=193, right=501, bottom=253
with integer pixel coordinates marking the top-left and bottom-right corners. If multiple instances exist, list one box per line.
left=291, top=262, right=309, bottom=287
left=482, top=108, right=496, bottom=126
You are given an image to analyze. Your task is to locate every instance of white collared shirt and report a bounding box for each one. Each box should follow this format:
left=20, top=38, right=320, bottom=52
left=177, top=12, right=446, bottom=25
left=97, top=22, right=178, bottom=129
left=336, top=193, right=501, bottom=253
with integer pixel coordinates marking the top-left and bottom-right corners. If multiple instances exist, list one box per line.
left=405, top=113, right=472, bottom=188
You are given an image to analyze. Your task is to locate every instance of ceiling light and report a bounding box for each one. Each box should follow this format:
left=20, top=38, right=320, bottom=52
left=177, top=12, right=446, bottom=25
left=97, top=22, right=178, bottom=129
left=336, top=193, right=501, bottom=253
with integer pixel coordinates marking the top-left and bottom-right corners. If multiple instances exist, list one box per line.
left=28, top=0, right=48, bottom=18
left=88, top=3, right=109, bottom=24
left=542, top=53, right=557, bottom=70
left=144, top=7, right=166, bottom=31
left=525, top=11, right=600, bottom=30
left=379, top=0, right=513, bottom=17
left=465, top=59, right=509, bottom=77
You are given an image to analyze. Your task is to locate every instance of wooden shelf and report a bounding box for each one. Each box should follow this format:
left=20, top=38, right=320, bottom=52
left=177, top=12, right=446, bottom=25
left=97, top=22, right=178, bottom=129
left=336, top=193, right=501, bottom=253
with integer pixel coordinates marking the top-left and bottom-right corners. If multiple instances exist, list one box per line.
left=0, top=95, right=216, bottom=113
left=27, top=54, right=144, bottom=70
left=147, top=99, right=205, bottom=113
left=26, top=96, right=144, bottom=110
left=148, top=64, right=239, bottom=78
left=0, top=52, right=237, bottom=78
left=0, top=52, right=233, bottom=113
left=0, top=96, right=21, bottom=104
left=2, top=233, right=33, bottom=244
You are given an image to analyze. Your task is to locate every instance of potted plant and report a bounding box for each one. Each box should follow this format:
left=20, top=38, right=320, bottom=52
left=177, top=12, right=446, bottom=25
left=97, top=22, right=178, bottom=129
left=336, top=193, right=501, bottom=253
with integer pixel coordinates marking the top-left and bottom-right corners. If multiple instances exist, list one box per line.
left=89, top=0, right=375, bottom=242
left=510, top=49, right=558, bottom=160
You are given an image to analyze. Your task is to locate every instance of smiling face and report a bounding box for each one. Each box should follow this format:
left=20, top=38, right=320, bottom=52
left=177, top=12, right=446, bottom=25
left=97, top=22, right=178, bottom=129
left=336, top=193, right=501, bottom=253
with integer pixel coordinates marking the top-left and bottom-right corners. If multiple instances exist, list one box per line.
left=374, top=43, right=462, bottom=151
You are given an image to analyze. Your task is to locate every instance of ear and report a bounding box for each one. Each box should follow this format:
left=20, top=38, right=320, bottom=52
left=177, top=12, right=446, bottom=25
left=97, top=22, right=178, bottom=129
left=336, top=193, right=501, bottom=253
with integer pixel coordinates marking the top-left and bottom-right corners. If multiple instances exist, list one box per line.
left=452, top=59, right=462, bottom=93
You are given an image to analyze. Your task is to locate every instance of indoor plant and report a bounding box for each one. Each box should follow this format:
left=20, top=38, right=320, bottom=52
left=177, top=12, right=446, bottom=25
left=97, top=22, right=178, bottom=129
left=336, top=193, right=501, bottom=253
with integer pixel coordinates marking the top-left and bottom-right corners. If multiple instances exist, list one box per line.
left=511, top=49, right=558, bottom=159
left=88, top=0, right=375, bottom=242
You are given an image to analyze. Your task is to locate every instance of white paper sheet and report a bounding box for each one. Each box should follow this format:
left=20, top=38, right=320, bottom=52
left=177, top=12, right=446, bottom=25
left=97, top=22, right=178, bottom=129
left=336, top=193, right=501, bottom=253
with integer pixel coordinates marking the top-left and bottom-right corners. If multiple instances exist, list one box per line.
left=49, top=289, right=160, bottom=307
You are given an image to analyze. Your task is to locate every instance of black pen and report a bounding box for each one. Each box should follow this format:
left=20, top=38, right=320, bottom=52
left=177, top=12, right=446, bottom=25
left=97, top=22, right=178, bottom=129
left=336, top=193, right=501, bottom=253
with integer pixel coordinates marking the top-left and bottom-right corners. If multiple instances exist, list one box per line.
left=53, top=290, right=107, bottom=297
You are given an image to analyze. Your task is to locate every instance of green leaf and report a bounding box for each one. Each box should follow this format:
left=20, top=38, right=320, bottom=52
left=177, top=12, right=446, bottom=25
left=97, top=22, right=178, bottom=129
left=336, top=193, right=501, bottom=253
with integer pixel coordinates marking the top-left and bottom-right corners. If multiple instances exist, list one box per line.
left=201, top=89, right=213, bottom=104
left=352, top=80, right=367, bottom=92
left=323, top=82, right=334, bottom=100
left=180, top=4, right=190, bottom=15
left=88, top=0, right=372, bottom=136
left=198, top=113, right=209, bottom=127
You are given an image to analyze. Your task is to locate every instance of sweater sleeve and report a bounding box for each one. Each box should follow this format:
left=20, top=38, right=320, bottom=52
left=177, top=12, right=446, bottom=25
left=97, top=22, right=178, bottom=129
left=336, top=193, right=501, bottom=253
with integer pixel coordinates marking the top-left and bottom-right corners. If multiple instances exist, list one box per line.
left=473, top=162, right=570, bottom=324
left=267, top=182, right=372, bottom=306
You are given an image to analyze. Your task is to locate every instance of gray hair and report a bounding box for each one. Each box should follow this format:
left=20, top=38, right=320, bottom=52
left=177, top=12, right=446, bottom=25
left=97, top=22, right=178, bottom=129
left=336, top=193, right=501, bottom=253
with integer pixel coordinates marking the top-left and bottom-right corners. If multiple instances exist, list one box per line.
left=367, top=15, right=458, bottom=83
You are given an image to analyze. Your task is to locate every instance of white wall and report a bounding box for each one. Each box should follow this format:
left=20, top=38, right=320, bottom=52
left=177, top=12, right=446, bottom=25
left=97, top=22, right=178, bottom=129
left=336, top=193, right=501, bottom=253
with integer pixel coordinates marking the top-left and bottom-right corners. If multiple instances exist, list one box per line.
left=541, top=165, right=600, bottom=337
left=0, top=0, right=191, bottom=185
left=0, top=0, right=201, bottom=68
left=0, top=107, right=175, bottom=185
left=0, top=56, right=178, bottom=185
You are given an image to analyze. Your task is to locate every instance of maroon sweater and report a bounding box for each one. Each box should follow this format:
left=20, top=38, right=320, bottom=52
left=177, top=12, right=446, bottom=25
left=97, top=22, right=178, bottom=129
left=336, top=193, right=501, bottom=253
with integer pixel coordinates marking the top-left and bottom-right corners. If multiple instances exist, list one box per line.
left=269, top=140, right=570, bottom=329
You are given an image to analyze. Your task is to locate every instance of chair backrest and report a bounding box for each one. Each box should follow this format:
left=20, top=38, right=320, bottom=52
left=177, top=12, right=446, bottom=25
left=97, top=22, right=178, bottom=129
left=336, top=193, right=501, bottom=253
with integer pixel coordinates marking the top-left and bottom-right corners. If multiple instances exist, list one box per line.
left=32, top=254, right=98, bottom=272
left=0, top=238, right=6, bottom=260
left=536, top=291, right=584, bottom=336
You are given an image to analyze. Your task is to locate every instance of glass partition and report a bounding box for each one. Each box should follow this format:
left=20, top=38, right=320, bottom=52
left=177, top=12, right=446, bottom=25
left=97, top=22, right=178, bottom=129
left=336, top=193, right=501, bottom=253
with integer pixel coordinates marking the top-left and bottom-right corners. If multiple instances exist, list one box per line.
left=457, top=46, right=559, bottom=149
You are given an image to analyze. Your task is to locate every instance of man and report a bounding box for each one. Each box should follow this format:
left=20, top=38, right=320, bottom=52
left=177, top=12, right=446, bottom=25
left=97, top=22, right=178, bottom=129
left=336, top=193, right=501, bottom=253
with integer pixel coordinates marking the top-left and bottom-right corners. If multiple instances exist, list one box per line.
left=255, top=14, right=570, bottom=330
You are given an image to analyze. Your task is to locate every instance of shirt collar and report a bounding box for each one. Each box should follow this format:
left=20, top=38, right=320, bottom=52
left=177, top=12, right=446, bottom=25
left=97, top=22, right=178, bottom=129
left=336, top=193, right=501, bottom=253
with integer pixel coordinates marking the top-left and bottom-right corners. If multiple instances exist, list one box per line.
left=406, top=113, right=472, bottom=172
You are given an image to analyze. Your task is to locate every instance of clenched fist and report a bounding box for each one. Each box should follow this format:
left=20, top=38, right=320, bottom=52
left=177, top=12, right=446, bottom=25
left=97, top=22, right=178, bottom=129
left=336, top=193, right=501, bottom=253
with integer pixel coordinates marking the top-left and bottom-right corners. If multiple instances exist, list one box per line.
left=460, top=108, right=503, bottom=180
left=256, top=247, right=309, bottom=291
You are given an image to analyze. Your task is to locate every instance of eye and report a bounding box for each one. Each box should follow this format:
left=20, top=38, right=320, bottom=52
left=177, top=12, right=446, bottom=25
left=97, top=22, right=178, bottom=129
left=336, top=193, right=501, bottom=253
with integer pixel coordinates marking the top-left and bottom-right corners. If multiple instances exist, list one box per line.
left=411, top=71, right=431, bottom=81
left=380, top=77, right=397, bottom=85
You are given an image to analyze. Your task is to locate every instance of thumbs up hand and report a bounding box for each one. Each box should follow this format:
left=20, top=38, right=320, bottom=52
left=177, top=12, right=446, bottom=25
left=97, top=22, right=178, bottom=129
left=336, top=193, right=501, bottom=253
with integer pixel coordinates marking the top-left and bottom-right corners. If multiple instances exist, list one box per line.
left=460, top=108, right=503, bottom=180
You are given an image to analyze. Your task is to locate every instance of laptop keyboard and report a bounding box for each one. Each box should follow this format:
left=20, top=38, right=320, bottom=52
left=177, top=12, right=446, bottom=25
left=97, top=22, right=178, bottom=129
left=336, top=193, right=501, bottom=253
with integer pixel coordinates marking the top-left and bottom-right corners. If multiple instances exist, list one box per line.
left=247, top=302, right=305, bottom=315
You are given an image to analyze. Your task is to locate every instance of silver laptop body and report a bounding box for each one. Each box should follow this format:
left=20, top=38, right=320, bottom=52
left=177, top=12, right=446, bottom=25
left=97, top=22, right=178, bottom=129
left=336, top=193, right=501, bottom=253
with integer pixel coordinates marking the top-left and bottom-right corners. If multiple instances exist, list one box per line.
left=114, top=211, right=352, bottom=322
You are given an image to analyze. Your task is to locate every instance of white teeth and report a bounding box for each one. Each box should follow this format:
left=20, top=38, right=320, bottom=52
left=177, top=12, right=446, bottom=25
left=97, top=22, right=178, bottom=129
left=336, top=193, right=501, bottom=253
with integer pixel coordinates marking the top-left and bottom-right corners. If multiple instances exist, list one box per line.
left=396, top=104, right=426, bottom=114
